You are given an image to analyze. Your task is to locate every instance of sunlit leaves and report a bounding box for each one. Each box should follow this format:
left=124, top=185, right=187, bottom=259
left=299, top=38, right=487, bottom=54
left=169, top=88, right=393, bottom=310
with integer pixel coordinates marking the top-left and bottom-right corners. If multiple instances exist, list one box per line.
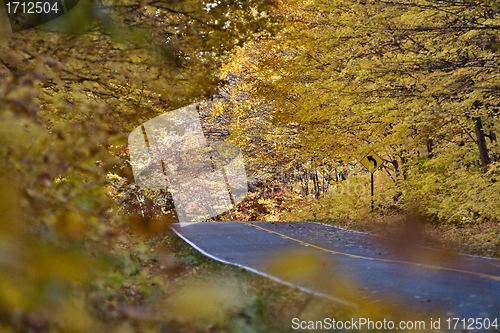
left=0, top=0, right=279, bottom=331
left=221, top=0, right=500, bottom=222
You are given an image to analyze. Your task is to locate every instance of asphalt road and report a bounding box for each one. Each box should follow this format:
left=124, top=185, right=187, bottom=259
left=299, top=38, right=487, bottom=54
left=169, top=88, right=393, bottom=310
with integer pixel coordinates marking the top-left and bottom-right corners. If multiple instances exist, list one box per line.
left=171, top=221, right=500, bottom=321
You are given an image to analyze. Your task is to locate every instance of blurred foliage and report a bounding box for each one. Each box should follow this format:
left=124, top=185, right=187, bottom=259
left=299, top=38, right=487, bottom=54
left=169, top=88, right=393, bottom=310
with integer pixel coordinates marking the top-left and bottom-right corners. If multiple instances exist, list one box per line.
left=0, top=0, right=282, bottom=331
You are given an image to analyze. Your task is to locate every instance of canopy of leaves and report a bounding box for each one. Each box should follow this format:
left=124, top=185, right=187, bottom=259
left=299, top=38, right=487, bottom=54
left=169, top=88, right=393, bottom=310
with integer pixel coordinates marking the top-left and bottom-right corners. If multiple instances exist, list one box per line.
left=220, top=0, right=500, bottom=223
left=0, top=0, right=279, bottom=331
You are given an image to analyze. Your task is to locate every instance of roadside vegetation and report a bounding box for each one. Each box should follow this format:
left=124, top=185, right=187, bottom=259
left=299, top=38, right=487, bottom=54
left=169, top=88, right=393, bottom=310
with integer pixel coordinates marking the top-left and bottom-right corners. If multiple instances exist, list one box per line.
left=91, top=231, right=350, bottom=333
left=219, top=169, right=500, bottom=258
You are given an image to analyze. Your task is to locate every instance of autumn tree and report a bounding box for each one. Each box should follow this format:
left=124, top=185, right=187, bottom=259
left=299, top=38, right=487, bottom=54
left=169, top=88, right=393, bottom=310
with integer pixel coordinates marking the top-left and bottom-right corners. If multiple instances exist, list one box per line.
left=220, top=0, right=500, bottom=222
left=0, top=0, right=278, bottom=331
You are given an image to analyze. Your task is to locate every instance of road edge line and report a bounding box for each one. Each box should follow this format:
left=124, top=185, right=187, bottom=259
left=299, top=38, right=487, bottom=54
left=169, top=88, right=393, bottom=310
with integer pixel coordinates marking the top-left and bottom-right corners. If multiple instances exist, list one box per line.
left=170, top=225, right=359, bottom=309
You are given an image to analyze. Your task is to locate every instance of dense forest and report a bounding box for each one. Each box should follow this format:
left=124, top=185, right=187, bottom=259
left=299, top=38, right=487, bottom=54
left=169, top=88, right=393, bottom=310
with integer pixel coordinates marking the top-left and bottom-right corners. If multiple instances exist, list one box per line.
left=1, top=0, right=500, bottom=331
left=219, top=0, right=500, bottom=224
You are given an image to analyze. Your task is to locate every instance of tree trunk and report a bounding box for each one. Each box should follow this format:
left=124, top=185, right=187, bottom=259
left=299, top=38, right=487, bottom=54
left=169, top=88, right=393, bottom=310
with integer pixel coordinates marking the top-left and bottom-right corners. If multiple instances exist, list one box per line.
left=426, top=139, right=433, bottom=157
left=313, top=167, right=320, bottom=198
left=304, top=168, right=309, bottom=196
left=474, top=117, right=490, bottom=169
left=489, top=130, right=497, bottom=143
left=322, top=170, right=326, bottom=194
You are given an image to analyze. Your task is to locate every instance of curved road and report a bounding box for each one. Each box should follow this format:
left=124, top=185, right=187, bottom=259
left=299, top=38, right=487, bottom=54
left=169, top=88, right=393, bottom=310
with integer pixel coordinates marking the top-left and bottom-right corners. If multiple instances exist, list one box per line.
left=171, top=221, right=500, bottom=324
